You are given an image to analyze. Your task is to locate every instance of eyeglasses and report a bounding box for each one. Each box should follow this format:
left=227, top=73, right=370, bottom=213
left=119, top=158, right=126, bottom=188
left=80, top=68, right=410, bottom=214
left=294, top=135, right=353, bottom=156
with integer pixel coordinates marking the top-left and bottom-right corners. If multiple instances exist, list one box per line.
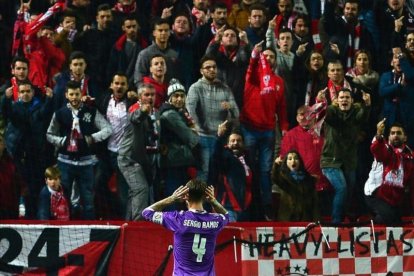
left=202, top=65, right=217, bottom=70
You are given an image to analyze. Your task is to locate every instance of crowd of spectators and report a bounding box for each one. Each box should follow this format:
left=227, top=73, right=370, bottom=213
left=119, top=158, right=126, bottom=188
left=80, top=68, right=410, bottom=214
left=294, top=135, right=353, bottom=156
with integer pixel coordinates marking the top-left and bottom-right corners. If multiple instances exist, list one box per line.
left=0, top=0, right=413, bottom=224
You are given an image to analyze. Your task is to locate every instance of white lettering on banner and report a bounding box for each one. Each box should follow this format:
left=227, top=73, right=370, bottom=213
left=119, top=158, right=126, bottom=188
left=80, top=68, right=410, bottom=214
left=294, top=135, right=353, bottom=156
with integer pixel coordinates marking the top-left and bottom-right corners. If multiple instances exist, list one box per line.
left=241, top=227, right=414, bottom=275
left=0, top=224, right=119, bottom=269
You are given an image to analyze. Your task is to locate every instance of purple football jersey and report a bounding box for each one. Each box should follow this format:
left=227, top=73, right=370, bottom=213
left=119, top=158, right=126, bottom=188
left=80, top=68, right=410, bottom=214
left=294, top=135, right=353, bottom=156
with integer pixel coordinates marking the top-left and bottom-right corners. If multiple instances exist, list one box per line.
left=142, top=208, right=229, bottom=276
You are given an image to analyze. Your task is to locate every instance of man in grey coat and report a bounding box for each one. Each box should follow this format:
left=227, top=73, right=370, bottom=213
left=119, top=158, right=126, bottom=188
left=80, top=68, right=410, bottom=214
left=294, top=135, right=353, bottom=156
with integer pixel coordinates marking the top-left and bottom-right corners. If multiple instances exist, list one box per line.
left=186, top=56, right=239, bottom=181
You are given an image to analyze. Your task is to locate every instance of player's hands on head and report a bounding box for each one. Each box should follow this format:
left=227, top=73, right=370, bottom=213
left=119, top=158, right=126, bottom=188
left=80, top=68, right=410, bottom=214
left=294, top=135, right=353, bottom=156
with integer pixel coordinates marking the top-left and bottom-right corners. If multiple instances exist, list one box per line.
left=171, top=185, right=189, bottom=202
left=205, top=186, right=216, bottom=203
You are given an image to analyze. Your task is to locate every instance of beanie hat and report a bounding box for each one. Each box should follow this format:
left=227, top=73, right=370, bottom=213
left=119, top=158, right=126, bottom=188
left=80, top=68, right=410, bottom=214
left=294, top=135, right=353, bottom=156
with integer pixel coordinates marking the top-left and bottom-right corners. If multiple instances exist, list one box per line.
left=167, top=78, right=185, bottom=98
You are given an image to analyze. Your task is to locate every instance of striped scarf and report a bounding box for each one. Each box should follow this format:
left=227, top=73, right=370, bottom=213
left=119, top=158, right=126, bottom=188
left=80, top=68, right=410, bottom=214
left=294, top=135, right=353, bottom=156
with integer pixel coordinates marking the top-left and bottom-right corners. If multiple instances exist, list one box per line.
left=343, top=17, right=361, bottom=71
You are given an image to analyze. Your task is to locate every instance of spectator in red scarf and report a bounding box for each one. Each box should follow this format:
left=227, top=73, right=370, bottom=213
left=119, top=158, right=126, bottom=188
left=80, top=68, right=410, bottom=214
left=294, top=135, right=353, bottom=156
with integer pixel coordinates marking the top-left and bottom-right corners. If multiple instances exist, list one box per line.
left=53, top=51, right=98, bottom=110
left=12, top=0, right=66, bottom=92
left=191, top=0, right=210, bottom=30
left=193, top=2, right=229, bottom=71
left=240, top=41, right=288, bottom=221
left=107, top=16, right=148, bottom=88
left=322, top=0, right=375, bottom=71
left=142, top=54, right=168, bottom=109
left=366, top=120, right=414, bottom=224
left=38, top=166, right=70, bottom=221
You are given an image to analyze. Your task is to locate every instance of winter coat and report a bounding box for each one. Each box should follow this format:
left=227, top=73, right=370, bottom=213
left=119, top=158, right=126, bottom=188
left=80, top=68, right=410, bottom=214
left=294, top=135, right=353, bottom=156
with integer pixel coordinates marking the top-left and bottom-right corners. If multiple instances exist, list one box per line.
left=271, top=163, right=319, bottom=221
left=159, top=103, right=199, bottom=168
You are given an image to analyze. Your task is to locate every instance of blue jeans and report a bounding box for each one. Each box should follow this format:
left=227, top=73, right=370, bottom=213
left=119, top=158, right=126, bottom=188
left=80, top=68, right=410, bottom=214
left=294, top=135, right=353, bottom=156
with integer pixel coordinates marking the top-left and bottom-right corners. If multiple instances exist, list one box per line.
left=322, top=167, right=356, bottom=223
left=95, top=151, right=128, bottom=218
left=198, top=135, right=218, bottom=182
left=58, top=161, right=95, bottom=219
left=241, top=125, right=274, bottom=205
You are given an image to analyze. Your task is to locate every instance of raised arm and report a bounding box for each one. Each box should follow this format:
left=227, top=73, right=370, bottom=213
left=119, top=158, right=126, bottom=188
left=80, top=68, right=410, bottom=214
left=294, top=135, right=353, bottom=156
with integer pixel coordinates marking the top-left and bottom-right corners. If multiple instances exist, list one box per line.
left=146, top=185, right=189, bottom=211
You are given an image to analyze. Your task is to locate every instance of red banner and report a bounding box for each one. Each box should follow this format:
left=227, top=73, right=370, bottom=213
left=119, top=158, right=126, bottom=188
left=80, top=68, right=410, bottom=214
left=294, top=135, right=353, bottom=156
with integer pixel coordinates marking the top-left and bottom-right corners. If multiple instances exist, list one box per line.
left=2, top=221, right=414, bottom=275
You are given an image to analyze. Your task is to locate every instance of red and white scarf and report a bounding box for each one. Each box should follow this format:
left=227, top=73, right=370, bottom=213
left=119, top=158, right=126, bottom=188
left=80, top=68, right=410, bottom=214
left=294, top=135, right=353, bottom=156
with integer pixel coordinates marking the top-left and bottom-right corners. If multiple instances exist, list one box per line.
left=344, top=17, right=361, bottom=71
left=113, top=2, right=137, bottom=14
left=327, top=78, right=351, bottom=102
left=192, top=7, right=209, bottom=27
left=259, top=52, right=278, bottom=94
left=50, top=187, right=70, bottom=221
left=67, top=107, right=83, bottom=153
left=70, top=74, right=89, bottom=97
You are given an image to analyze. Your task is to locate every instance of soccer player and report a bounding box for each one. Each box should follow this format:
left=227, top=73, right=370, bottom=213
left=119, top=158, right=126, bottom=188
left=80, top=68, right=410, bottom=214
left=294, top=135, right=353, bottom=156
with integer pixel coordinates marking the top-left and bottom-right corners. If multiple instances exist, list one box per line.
left=142, top=179, right=229, bottom=275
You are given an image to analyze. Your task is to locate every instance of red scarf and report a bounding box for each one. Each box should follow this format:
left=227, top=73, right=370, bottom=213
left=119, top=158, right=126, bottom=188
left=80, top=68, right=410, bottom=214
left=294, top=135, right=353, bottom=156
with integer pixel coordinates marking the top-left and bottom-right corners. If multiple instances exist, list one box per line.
left=220, top=153, right=252, bottom=212
left=274, top=13, right=298, bottom=38
left=11, top=77, right=19, bottom=102
left=327, top=78, right=351, bottom=102
left=50, top=188, right=70, bottom=221
left=191, top=7, right=209, bottom=27
left=345, top=21, right=361, bottom=71
left=113, top=2, right=137, bottom=14
left=219, top=45, right=238, bottom=62
left=311, top=19, right=322, bottom=51
left=70, top=75, right=89, bottom=96
left=259, top=52, right=277, bottom=94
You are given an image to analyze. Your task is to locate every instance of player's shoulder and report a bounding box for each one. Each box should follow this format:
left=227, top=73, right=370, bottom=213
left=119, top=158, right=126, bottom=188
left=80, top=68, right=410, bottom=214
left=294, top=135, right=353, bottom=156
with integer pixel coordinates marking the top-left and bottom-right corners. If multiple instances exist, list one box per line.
left=209, top=212, right=228, bottom=220
left=207, top=212, right=230, bottom=225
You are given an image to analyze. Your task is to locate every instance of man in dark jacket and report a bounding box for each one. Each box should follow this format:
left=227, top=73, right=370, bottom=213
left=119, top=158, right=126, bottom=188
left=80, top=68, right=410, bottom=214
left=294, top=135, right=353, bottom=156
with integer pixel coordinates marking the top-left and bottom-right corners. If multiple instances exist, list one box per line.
left=320, top=88, right=371, bottom=223
left=208, top=123, right=252, bottom=222
left=1, top=80, right=54, bottom=218
left=47, top=81, right=112, bottom=219
left=117, top=83, right=160, bottom=220
left=322, top=0, right=375, bottom=70
left=53, top=51, right=98, bottom=111
left=73, top=4, right=118, bottom=89
left=107, top=16, right=147, bottom=88
left=94, top=73, right=134, bottom=219
left=159, top=79, right=199, bottom=201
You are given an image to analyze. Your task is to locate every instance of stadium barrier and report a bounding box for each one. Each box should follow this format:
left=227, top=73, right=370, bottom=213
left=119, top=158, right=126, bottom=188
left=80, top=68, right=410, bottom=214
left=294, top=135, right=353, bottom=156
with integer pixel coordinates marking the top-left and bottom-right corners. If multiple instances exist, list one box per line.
left=1, top=220, right=414, bottom=275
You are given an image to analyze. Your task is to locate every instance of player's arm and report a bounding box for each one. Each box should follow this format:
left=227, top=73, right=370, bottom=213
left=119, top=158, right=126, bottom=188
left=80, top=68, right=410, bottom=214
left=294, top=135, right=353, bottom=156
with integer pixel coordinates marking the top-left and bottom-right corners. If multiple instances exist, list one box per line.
left=205, top=186, right=228, bottom=215
left=147, top=185, right=189, bottom=211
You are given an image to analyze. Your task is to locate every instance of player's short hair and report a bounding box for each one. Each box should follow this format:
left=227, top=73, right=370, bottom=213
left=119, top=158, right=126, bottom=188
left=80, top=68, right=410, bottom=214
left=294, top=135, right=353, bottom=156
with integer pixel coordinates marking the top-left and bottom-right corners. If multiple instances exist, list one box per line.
left=45, top=166, right=61, bottom=179
left=186, top=179, right=207, bottom=203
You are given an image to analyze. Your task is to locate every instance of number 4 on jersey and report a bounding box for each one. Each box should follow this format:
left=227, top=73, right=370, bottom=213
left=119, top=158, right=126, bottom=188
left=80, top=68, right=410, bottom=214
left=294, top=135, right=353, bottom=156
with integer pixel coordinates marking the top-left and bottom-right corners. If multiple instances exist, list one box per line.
left=192, top=234, right=206, bottom=262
